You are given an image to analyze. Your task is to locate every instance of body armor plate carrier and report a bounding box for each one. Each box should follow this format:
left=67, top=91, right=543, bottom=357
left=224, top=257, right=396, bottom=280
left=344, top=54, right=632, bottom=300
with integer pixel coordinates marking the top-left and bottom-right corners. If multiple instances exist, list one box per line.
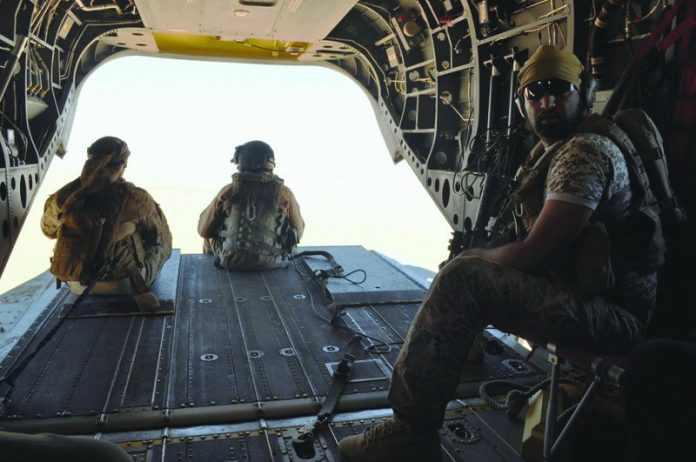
left=499, top=110, right=673, bottom=292
left=216, top=172, right=289, bottom=268
left=50, top=183, right=129, bottom=284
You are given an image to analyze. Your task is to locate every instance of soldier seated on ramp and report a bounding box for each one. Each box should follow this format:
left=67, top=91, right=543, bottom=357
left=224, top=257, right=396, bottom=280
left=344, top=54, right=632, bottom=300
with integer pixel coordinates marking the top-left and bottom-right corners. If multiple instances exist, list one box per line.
left=339, top=46, right=660, bottom=462
left=197, top=140, right=304, bottom=270
left=41, top=136, right=172, bottom=311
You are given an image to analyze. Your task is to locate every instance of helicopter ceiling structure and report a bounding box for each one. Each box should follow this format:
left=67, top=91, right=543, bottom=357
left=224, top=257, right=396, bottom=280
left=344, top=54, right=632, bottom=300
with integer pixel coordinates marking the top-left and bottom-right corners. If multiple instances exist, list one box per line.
left=0, top=0, right=687, bottom=280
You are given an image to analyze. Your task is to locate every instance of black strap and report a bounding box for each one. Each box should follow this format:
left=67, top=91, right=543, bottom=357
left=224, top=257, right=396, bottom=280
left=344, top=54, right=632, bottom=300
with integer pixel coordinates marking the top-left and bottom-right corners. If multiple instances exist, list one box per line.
left=317, top=335, right=363, bottom=421
left=291, top=335, right=364, bottom=458
left=0, top=271, right=103, bottom=409
left=291, top=251, right=345, bottom=324
left=0, top=186, right=129, bottom=409
left=290, top=250, right=344, bottom=277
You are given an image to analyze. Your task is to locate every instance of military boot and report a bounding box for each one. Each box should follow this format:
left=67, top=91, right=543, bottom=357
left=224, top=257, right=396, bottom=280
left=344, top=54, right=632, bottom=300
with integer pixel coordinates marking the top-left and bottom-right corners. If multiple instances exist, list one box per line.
left=338, top=417, right=442, bottom=462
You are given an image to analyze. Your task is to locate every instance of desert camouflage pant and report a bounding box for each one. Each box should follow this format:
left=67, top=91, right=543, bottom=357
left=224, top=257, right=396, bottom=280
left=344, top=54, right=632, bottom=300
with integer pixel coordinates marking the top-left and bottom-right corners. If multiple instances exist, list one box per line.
left=109, top=235, right=169, bottom=285
left=388, top=256, right=644, bottom=430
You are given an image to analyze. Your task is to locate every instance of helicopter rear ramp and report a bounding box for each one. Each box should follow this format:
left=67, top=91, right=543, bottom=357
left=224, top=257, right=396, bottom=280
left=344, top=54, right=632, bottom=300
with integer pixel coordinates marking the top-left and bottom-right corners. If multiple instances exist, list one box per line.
left=0, top=246, right=541, bottom=461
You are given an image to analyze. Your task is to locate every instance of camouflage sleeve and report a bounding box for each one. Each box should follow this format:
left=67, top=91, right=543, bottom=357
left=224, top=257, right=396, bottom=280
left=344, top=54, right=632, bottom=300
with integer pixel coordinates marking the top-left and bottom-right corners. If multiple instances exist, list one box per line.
left=545, top=133, right=626, bottom=210
left=197, top=184, right=233, bottom=238
left=282, top=186, right=305, bottom=240
left=132, top=188, right=172, bottom=274
left=40, top=193, right=61, bottom=239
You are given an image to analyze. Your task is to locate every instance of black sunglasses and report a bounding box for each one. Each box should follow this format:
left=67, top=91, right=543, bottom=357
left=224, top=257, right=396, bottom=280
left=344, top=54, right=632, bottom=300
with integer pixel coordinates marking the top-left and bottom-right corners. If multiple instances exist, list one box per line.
left=523, top=79, right=577, bottom=101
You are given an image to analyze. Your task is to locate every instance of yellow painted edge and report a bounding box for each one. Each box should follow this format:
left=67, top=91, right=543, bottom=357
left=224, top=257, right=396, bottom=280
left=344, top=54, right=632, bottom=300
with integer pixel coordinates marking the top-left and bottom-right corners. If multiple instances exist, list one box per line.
left=153, top=32, right=311, bottom=61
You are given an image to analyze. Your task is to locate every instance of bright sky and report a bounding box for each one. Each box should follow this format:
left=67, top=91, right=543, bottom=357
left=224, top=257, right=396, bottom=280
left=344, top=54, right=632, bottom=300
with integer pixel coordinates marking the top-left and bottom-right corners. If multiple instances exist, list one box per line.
left=0, top=55, right=452, bottom=294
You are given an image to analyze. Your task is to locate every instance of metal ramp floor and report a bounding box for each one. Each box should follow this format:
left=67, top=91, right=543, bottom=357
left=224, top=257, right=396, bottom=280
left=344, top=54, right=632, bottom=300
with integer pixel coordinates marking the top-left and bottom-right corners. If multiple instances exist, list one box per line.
left=0, top=246, right=543, bottom=461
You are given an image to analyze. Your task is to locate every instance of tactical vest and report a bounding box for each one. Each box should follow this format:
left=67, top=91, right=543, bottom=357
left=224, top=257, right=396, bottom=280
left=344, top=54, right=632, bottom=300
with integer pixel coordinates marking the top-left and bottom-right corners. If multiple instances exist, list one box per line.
left=50, top=182, right=129, bottom=284
left=216, top=173, right=287, bottom=266
left=500, top=112, right=666, bottom=282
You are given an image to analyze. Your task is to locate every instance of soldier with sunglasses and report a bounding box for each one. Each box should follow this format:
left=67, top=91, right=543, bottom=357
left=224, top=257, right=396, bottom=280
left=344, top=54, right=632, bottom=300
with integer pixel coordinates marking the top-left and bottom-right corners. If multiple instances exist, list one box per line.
left=339, top=46, right=658, bottom=462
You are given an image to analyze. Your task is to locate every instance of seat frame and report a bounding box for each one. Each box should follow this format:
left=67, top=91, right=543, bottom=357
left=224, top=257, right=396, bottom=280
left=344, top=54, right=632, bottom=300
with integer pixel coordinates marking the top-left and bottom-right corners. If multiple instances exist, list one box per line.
left=542, top=343, right=627, bottom=461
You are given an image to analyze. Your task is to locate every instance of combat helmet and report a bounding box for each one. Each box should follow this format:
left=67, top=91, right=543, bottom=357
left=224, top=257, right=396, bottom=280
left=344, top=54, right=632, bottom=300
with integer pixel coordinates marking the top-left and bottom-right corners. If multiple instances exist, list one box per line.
left=232, top=140, right=275, bottom=172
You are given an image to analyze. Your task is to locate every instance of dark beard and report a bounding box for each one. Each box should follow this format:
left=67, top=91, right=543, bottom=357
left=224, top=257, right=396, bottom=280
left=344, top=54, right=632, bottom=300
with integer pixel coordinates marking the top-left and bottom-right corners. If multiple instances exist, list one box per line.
left=533, top=108, right=584, bottom=142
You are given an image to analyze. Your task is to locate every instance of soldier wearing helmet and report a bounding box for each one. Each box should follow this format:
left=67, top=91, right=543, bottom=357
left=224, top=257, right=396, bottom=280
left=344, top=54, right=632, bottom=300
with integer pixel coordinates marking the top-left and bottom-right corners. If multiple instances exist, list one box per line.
left=339, top=46, right=660, bottom=461
left=198, top=140, right=304, bottom=270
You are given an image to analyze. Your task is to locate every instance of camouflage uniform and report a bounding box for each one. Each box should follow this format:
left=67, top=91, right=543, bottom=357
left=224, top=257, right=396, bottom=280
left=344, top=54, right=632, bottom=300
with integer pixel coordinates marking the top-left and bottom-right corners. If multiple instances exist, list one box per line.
left=41, top=178, right=172, bottom=293
left=198, top=172, right=304, bottom=270
left=388, top=131, right=655, bottom=430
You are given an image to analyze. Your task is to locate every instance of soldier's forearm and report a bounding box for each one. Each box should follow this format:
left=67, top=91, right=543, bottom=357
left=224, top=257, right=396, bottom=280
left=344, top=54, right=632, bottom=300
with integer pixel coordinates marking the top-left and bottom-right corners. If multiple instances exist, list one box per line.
left=197, top=207, right=220, bottom=237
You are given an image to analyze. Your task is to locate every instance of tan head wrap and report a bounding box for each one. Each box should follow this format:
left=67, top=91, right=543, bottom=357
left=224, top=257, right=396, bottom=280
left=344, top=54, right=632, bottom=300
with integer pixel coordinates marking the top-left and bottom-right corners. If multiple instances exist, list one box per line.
left=87, top=136, right=130, bottom=162
left=63, top=137, right=130, bottom=210
left=517, top=46, right=583, bottom=95
left=79, top=136, right=130, bottom=193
